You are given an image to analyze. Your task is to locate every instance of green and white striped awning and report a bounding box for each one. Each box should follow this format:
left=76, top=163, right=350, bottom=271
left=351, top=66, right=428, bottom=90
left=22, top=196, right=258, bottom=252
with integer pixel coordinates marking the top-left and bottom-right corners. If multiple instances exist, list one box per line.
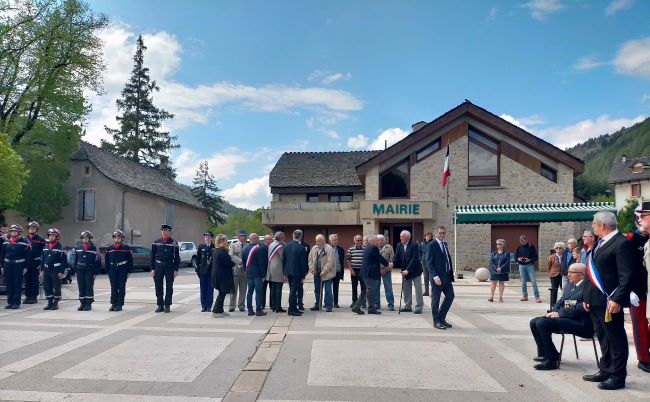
left=454, top=202, right=616, bottom=224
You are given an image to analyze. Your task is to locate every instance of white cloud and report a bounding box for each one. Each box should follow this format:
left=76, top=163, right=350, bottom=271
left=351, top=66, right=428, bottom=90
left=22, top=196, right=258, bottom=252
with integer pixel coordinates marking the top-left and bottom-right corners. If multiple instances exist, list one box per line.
left=368, top=128, right=410, bottom=150
left=308, top=70, right=352, bottom=85
left=347, top=134, right=368, bottom=149
left=535, top=114, right=646, bottom=149
left=222, top=176, right=271, bottom=210
left=605, top=0, right=634, bottom=16
left=613, top=36, right=650, bottom=79
left=500, top=114, right=546, bottom=131
left=174, top=147, right=247, bottom=184
left=573, top=56, right=606, bottom=71
left=500, top=114, right=530, bottom=131
left=321, top=129, right=340, bottom=139
left=524, top=0, right=566, bottom=21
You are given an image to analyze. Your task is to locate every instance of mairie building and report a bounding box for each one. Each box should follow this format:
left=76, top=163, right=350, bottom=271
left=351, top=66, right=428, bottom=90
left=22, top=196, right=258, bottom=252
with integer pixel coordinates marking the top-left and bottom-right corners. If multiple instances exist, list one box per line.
left=263, top=101, right=607, bottom=271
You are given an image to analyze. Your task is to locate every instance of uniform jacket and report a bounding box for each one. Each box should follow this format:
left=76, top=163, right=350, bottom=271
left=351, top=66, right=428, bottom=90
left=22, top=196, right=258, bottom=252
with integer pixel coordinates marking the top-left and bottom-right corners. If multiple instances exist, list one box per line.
left=583, top=232, right=635, bottom=307
left=266, top=240, right=285, bottom=282
left=151, top=237, right=180, bottom=271
left=626, top=230, right=649, bottom=298
left=42, top=241, right=67, bottom=274
left=0, top=236, right=31, bottom=268
left=196, top=243, right=215, bottom=275
left=282, top=240, right=308, bottom=278
left=105, top=243, right=133, bottom=273
left=212, top=247, right=234, bottom=293
left=74, top=243, right=101, bottom=275
left=27, top=234, right=46, bottom=268
left=489, top=251, right=511, bottom=275
left=308, top=243, right=335, bottom=281
left=229, top=240, right=246, bottom=275
left=361, top=244, right=388, bottom=279
left=243, top=242, right=267, bottom=279
left=547, top=254, right=562, bottom=278
left=550, top=280, right=594, bottom=338
left=426, top=239, right=454, bottom=283
left=392, top=240, right=422, bottom=280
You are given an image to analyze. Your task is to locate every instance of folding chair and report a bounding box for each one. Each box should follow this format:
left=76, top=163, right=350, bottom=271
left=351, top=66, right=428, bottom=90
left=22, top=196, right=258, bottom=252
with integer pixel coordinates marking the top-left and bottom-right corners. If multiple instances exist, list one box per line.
left=558, top=332, right=600, bottom=369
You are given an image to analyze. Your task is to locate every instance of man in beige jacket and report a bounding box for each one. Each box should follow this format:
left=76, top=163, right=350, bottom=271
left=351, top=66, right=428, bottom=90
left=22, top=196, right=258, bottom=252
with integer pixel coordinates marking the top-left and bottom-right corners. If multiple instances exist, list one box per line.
left=308, top=234, right=335, bottom=312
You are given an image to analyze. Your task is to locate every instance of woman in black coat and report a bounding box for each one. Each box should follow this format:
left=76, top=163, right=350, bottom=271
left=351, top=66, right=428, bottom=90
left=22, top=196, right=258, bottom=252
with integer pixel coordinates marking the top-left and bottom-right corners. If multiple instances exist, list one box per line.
left=211, top=234, right=235, bottom=317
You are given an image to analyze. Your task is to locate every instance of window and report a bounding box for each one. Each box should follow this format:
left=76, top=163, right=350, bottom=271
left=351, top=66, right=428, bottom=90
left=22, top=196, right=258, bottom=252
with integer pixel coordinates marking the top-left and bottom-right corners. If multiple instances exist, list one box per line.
left=468, top=128, right=499, bottom=187
left=165, top=204, right=174, bottom=227
left=380, top=158, right=409, bottom=198
left=77, top=190, right=95, bottom=221
left=416, top=139, right=441, bottom=162
left=328, top=193, right=353, bottom=202
left=633, top=163, right=644, bottom=173
left=83, top=166, right=91, bottom=176
left=632, top=183, right=641, bottom=197
left=540, top=163, right=557, bottom=183
left=306, top=193, right=319, bottom=202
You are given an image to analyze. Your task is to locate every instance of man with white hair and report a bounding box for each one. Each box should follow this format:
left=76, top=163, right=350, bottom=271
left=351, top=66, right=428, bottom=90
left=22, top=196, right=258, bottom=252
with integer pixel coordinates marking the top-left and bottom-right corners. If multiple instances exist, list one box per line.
left=308, top=234, right=335, bottom=312
left=374, top=234, right=395, bottom=311
left=582, top=211, right=635, bottom=390
left=392, top=230, right=424, bottom=314
left=329, top=234, right=346, bottom=308
left=352, top=235, right=387, bottom=315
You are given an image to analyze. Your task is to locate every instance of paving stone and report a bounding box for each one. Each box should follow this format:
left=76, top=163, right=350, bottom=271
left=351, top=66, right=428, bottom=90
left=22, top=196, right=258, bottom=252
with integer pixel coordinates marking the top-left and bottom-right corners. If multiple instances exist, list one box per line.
left=262, top=333, right=284, bottom=343
left=243, top=361, right=272, bottom=371
left=251, top=346, right=280, bottom=363
left=269, top=326, right=288, bottom=334
left=230, top=371, right=267, bottom=392
left=222, top=391, right=258, bottom=402
left=0, top=330, right=61, bottom=354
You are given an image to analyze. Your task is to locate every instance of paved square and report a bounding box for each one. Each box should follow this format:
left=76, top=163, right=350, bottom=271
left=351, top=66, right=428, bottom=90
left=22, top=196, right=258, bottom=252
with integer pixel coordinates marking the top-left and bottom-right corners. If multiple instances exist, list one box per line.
left=314, top=313, right=431, bottom=329
left=26, top=303, right=144, bottom=321
left=54, top=335, right=233, bottom=382
left=0, top=330, right=62, bottom=355
left=168, top=310, right=254, bottom=326
left=307, top=339, right=507, bottom=392
left=482, top=314, right=534, bottom=331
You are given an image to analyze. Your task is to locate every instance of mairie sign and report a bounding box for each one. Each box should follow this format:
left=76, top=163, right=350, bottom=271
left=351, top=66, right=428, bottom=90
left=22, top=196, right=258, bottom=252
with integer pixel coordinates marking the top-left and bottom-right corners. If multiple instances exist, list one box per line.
left=372, top=203, right=420, bottom=215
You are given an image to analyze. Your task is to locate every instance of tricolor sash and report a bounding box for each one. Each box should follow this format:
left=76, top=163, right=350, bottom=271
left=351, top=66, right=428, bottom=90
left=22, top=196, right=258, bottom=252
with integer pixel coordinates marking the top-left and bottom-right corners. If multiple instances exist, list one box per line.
left=245, top=244, right=259, bottom=268
left=586, top=250, right=618, bottom=322
left=268, top=243, right=283, bottom=262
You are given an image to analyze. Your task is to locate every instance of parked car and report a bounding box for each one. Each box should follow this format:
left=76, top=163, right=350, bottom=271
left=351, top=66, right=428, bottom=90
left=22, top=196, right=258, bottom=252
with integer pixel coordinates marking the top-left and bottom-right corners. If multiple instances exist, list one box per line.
left=98, top=244, right=151, bottom=274
left=179, top=242, right=197, bottom=268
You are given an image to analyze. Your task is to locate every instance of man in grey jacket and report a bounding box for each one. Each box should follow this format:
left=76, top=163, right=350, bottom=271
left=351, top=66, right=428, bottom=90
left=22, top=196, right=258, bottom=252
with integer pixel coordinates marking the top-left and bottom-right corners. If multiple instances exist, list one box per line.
left=228, top=229, right=248, bottom=312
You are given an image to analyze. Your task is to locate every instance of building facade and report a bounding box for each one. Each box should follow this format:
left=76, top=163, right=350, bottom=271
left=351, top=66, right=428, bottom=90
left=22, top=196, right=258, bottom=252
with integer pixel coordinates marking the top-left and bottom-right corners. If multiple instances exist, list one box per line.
left=609, top=155, right=650, bottom=210
left=263, top=101, right=585, bottom=271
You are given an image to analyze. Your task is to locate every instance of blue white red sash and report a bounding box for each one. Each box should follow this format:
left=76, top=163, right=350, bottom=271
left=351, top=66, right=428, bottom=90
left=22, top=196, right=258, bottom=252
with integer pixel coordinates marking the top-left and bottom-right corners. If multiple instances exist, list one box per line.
left=268, top=243, right=283, bottom=262
left=245, top=244, right=259, bottom=268
left=586, top=250, right=618, bottom=299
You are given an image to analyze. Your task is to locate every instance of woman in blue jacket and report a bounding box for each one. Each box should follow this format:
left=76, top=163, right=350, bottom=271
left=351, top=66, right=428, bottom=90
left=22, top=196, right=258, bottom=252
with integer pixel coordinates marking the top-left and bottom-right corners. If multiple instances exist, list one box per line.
left=488, top=239, right=510, bottom=303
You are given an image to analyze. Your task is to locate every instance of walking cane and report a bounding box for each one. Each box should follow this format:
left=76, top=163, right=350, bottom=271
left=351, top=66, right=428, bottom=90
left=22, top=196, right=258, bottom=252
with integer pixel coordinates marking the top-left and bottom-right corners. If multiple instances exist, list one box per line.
left=398, top=280, right=404, bottom=315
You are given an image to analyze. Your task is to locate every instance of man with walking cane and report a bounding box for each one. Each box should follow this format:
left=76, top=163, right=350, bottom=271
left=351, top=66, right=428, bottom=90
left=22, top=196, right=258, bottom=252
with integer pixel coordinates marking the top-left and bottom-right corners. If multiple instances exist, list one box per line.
left=308, top=234, right=335, bottom=312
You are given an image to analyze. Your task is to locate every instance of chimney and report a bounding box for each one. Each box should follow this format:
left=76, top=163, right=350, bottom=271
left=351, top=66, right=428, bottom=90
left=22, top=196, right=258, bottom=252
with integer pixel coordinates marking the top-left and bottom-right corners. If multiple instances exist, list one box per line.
left=411, top=121, right=427, bottom=132
left=159, top=155, right=169, bottom=170
left=621, top=154, right=627, bottom=163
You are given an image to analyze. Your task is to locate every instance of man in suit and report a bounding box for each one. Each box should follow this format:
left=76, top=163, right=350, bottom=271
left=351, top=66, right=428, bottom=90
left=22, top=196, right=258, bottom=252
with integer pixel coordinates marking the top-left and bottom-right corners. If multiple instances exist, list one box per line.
left=582, top=211, right=635, bottom=390
left=426, top=226, right=455, bottom=330
left=243, top=233, right=267, bottom=316
left=328, top=234, right=345, bottom=308
left=529, top=263, right=593, bottom=370
left=392, top=230, right=423, bottom=314
left=633, top=200, right=650, bottom=373
left=352, top=235, right=388, bottom=315
left=283, top=229, right=308, bottom=316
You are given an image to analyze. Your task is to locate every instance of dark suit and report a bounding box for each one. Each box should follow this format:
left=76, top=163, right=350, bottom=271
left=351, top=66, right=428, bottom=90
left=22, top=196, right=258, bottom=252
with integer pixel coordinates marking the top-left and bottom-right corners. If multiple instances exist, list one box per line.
left=283, top=240, right=308, bottom=313
left=583, top=232, right=635, bottom=382
left=530, top=281, right=594, bottom=360
left=352, top=244, right=387, bottom=312
left=393, top=240, right=424, bottom=311
left=332, top=245, right=345, bottom=306
left=244, top=244, right=267, bottom=312
left=426, top=239, right=455, bottom=324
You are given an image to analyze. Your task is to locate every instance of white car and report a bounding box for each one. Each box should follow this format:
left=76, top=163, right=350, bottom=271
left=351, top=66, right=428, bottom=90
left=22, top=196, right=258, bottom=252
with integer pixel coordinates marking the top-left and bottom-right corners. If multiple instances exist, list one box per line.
left=178, top=242, right=197, bottom=268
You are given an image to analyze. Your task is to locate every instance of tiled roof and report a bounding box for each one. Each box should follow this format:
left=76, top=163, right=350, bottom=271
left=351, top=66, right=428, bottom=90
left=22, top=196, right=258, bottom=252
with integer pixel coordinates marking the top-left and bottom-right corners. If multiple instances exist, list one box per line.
left=71, top=141, right=204, bottom=209
left=609, top=156, right=650, bottom=184
left=269, top=151, right=381, bottom=188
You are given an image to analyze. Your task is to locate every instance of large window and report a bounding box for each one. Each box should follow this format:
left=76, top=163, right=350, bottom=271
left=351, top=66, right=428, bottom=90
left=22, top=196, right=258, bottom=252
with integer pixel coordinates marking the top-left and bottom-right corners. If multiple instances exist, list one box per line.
left=416, top=139, right=441, bottom=162
left=328, top=193, right=353, bottom=202
left=632, top=183, right=641, bottom=197
left=77, top=190, right=95, bottom=221
left=380, top=158, right=409, bottom=198
left=306, top=193, right=319, bottom=202
left=540, top=163, right=558, bottom=183
left=468, top=128, right=499, bottom=187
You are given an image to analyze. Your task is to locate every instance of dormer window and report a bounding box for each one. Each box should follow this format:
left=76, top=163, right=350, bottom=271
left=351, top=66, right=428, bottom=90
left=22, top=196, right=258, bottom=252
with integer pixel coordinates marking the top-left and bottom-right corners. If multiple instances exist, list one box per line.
left=632, top=163, right=644, bottom=174
left=380, top=158, right=409, bottom=198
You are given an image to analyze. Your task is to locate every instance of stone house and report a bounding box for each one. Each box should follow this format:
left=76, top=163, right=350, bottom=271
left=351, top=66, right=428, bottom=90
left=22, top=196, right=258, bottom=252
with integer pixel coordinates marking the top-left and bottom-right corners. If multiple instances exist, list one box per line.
left=609, top=155, right=650, bottom=210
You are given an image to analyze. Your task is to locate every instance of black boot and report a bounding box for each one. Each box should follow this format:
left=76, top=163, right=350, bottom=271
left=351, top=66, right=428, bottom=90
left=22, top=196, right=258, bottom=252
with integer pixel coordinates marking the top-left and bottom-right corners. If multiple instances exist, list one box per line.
left=109, top=305, right=116, bottom=311
left=155, top=305, right=164, bottom=313
left=83, top=303, right=92, bottom=311
left=50, top=301, right=59, bottom=310
left=43, top=300, right=53, bottom=310
left=77, top=302, right=85, bottom=311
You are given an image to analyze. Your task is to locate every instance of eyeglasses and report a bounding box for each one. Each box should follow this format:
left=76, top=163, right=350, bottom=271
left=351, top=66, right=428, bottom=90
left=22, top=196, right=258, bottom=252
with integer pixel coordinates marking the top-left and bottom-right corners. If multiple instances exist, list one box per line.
left=496, top=243, right=504, bottom=246
left=568, top=271, right=583, bottom=274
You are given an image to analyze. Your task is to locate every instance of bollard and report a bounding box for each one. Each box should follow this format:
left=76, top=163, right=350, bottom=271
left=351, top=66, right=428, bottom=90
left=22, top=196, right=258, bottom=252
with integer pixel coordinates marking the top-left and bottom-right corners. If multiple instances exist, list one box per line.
left=548, top=287, right=558, bottom=311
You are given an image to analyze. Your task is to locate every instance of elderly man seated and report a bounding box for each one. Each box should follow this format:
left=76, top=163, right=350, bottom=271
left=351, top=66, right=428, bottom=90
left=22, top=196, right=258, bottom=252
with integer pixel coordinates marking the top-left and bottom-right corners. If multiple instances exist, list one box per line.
left=529, top=263, right=594, bottom=370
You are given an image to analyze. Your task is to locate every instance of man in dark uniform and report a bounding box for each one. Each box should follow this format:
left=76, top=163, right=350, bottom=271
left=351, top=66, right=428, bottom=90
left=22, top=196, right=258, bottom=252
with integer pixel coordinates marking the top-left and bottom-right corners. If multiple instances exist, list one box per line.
left=1, top=224, right=31, bottom=309
left=631, top=201, right=650, bottom=373
left=297, top=235, right=311, bottom=311
left=42, top=228, right=67, bottom=310
left=283, top=229, right=308, bottom=316
left=24, top=221, right=45, bottom=304
left=151, top=224, right=180, bottom=313
left=244, top=233, right=268, bottom=316
left=74, top=230, right=101, bottom=311
left=196, top=230, right=215, bottom=312
left=106, top=230, right=133, bottom=311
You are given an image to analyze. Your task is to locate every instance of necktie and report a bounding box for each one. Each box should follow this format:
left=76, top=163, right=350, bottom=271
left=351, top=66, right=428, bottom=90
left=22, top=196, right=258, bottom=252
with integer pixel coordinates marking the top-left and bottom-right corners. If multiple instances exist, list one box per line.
left=593, top=239, right=602, bottom=256
left=441, top=241, right=450, bottom=271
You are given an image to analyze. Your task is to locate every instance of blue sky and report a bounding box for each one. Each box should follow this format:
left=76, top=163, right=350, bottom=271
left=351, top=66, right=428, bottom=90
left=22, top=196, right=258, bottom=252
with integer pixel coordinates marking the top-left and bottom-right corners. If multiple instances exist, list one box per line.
left=85, top=0, right=650, bottom=209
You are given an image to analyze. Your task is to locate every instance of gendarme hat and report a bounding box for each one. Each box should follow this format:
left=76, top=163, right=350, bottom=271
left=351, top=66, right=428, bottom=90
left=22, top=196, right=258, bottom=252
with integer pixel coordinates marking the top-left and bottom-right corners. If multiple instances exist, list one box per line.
left=161, top=224, right=173, bottom=231
left=639, top=200, right=650, bottom=213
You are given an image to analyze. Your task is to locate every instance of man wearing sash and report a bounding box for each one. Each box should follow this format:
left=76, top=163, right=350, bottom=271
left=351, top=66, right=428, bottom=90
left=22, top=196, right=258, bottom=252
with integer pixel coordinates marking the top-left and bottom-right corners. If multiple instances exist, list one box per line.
left=582, top=211, right=635, bottom=390
left=634, top=200, right=650, bottom=373
left=244, top=233, right=267, bottom=316
left=267, top=231, right=286, bottom=313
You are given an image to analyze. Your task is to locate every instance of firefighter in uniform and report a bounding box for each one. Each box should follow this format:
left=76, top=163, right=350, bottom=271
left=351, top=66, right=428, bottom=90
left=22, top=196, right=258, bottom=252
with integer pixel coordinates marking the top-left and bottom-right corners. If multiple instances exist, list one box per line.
left=196, top=230, right=215, bottom=312
left=42, top=228, right=67, bottom=310
left=151, top=224, right=180, bottom=313
left=24, top=221, right=46, bottom=304
left=106, top=230, right=133, bottom=311
left=74, top=230, right=101, bottom=311
left=1, top=224, right=31, bottom=309
left=629, top=202, right=650, bottom=373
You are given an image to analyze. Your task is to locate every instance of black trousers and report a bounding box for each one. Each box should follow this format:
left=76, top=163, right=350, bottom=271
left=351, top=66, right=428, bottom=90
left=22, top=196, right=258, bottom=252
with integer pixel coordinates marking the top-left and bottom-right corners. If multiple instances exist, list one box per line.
left=529, top=316, right=593, bottom=360
left=4, top=262, right=24, bottom=306
left=351, top=269, right=366, bottom=304
left=269, top=281, right=283, bottom=311
left=297, top=279, right=304, bottom=307
left=154, top=267, right=175, bottom=306
left=262, top=280, right=269, bottom=309
left=431, top=280, right=455, bottom=323
left=24, top=261, right=40, bottom=299
left=76, top=268, right=95, bottom=304
left=590, top=305, right=628, bottom=381
left=550, top=276, right=562, bottom=289
left=212, top=290, right=227, bottom=313
left=288, top=275, right=301, bottom=312
left=109, top=267, right=129, bottom=306
left=43, top=271, right=61, bottom=302
left=333, top=277, right=341, bottom=305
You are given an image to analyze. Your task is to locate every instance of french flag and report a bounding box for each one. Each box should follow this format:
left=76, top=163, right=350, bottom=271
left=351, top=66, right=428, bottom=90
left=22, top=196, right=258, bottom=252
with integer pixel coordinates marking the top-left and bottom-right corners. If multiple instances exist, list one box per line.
left=442, top=145, right=451, bottom=188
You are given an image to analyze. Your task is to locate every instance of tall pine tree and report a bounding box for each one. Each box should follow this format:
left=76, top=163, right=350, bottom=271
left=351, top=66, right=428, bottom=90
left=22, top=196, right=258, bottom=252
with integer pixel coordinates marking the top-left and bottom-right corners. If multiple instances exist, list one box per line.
left=101, top=35, right=177, bottom=172
left=192, top=161, right=227, bottom=225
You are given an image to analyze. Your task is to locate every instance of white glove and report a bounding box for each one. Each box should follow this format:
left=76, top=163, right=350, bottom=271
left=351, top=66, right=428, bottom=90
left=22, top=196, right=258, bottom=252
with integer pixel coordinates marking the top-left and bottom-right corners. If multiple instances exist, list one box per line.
left=630, top=291, right=640, bottom=308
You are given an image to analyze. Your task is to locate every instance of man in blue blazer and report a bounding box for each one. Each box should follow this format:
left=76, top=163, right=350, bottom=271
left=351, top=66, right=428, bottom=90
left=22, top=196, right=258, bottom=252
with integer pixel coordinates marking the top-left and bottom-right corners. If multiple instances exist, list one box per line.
left=393, top=230, right=423, bottom=314
left=282, top=229, right=309, bottom=316
left=426, top=226, right=455, bottom=330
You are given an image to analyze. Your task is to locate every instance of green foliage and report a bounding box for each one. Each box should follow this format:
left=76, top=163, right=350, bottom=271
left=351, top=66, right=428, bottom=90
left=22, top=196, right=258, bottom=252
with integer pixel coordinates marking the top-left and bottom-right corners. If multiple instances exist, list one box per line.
left=591, top=193, right=615, bottom=203
left=568, top=118, right=650, bottom=200
left=617, top=198, right=638, bottom=235
left=211, top=209, right=270, bottom=238
left=101, top=35, right=177, bottom=173
left=0, top=134, right=28, bottom=210
left=192, top=161, right=227, bottom=226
